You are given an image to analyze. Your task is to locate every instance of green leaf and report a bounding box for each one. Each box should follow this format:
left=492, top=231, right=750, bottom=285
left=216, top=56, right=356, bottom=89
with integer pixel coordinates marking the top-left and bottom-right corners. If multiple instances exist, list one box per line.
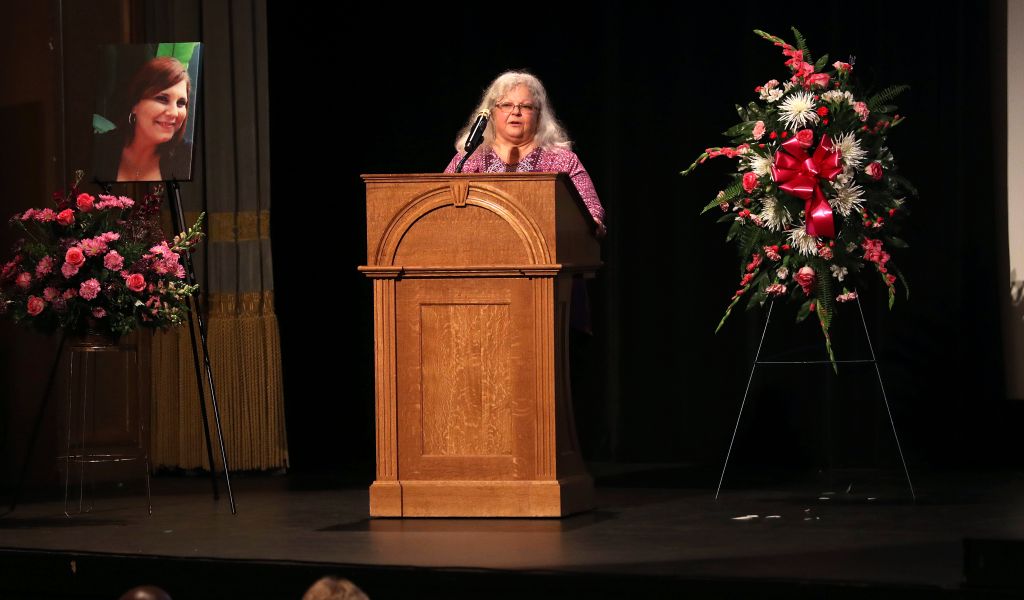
left=681, top=151, right=710, bottom=177
left=886, top=236, right=909, bottom=249
left=867, top=85, right=910, bottom=112
left=817, top=305, right=838, bottom=373
left=796, top=298, right=814, bottom=323
left=723, top=121, right=756, bottom=137
left=814, top=54, right=830, bottom=72
left=894, top=265, right=911, bottom=300
left=791, top=27, right=812, bottom=63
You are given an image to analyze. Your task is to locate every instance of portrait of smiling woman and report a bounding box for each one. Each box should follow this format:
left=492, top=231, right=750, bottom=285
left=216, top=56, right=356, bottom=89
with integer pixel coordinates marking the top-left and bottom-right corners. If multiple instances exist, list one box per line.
left=92, top=45, right=201, bottom=183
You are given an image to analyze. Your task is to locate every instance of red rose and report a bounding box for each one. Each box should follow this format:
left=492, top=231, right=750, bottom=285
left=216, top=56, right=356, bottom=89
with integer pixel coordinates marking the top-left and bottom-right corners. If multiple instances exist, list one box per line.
left=807, top=73, right=830, bottom=88
left=56, top=209, right=75, bottom=227
left=742, top=172, right=759, bottom=193
left=816, top=106, right=829, bottom=116
left=126, top=273, right=146, bottom=293
left=76, top=193, right=95, bottom=212
left=795, top=128, right=815, bottom=149
left=65, top=247, right=85, bottom=268
left=866, top=162, right=884, bottom=181
left=26, top=295, right=45, bottom=316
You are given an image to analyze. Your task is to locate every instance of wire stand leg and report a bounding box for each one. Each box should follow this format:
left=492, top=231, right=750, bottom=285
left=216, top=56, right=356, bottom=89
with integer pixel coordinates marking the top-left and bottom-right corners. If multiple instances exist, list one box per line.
left=856, top=296, right=915, bottom=502
left=716, top=300, right=774, bottom=499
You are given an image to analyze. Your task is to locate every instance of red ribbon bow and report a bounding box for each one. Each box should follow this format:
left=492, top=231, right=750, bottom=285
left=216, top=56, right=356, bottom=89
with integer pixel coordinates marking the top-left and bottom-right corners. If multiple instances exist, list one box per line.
left=770, top=135, right=843, bottom=238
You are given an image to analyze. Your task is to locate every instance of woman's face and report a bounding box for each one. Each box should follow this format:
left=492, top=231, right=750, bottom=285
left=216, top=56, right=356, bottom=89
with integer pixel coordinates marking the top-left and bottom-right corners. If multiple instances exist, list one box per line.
left=492, top=84, right=539, bottom=147
left=131, top=79, right=188, bottom=148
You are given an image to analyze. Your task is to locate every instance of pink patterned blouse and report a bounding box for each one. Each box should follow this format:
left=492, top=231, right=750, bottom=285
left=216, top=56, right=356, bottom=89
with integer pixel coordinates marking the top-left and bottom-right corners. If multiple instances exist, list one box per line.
left=444, top=147, right=605, bottom=224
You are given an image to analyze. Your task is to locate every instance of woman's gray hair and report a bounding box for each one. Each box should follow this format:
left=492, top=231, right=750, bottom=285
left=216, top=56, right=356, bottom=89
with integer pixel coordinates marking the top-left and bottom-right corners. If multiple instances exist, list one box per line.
left=454, top=70, right=572, bottom=153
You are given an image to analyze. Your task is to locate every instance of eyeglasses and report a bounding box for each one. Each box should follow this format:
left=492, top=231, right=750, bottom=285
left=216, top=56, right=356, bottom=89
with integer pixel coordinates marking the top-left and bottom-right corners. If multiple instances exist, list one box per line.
left=494, top=102, right=538, bottom=114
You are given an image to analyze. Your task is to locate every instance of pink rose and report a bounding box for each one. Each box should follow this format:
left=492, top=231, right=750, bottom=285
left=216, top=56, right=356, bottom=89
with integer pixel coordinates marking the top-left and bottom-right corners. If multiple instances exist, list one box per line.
left=56, top=208, right=75, bottom=227
left=26, top=296, right=45, bottom=316
left=43, top=286, right=60, bottom=302
left=76, top=193, right=95, bottom=212
left=65, top=247, right=85, bottom=267
left=794, top=266, right=816, bottom=296
left=807, top=73, right=830, bottom=89
left=795, top=128, right=815, bottom=149
left=79, top=278, right=100, bottom=300
left=866, top=162, right=883, bottom=181
left=742, top=171, right=759, bottom=193
left=126, top=273, right=146, bottom=293
left=16, top=272, right=32, bottom=289
left=752, top=121, right=766, bottom=141
left=103, top=251, right=124, bottom=271
left=853, top=101, right=869, bottom=122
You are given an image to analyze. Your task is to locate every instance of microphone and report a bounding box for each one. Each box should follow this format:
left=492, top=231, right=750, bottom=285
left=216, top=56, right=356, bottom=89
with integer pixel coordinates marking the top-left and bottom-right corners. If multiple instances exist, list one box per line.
left=455, top=109, right=490, bottom=173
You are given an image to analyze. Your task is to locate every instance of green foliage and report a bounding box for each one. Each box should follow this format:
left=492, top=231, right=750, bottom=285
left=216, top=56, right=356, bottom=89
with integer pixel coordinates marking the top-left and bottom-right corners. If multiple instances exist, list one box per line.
left=867, top=85, right=910, bottom=112
left=791, top=27, right=811, bottom=63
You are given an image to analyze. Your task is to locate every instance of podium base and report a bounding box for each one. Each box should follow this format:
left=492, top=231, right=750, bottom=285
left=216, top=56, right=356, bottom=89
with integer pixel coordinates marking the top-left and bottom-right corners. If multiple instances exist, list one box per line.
left=369, top=475, right=594, bottom=517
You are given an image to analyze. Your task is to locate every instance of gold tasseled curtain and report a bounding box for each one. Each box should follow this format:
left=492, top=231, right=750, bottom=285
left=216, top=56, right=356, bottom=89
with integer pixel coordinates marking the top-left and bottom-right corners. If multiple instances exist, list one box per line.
left=146, top=0, right=288, bottom=471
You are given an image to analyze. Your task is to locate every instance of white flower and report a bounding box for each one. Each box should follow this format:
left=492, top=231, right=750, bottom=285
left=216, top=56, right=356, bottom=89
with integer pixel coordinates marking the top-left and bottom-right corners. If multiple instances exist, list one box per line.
left=834, top=131, right=868, bottom=172
left=830, top=179, right=865, bottom=217
left=778, top=91, right=820, bottom=130
left=758, top=196, right=792, bottom=232
left=820, top=90, right=854, bottom=105
left=830, top=264, right=849, bottom=281
left=742, top=154, right=773, bottom=177
left=777, top=266, right=789, bottom=280
left=846, top=242, right=857, bottom=252
left=788, top=224, right=819, bottom=256
left=762, top=88, right=784, bottom=103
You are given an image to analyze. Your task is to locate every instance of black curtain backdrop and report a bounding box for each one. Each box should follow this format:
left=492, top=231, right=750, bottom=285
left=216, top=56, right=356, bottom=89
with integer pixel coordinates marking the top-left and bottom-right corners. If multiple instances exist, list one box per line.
left=267, top=1, right=1014, bottom=479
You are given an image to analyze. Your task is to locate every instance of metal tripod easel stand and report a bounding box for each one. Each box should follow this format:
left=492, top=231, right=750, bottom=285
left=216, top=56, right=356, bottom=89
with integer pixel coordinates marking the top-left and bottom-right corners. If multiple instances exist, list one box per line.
left=167, top=180, right=236, bottom=514
left=715, top=296, right=915, bottom=501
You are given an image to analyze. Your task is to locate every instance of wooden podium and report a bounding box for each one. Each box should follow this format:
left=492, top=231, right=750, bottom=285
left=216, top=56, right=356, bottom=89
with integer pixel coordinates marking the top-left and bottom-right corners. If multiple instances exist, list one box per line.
left=359, top=172, right=600, bottom=517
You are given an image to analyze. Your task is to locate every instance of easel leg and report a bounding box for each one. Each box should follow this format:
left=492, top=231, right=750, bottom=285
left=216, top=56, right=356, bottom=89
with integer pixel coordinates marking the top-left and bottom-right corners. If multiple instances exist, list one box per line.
left=856, top=296, right=916, bottom=501
left=167, top=181, right=237, bottom=514
left=716, top=300, right=774, bottom=499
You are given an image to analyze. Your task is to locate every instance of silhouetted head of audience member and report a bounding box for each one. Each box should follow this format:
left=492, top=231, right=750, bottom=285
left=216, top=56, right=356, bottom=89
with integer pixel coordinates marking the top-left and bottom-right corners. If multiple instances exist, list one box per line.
left=119, top=585, right=172, bottom=600
left=303, top=576, right=369, bottom=600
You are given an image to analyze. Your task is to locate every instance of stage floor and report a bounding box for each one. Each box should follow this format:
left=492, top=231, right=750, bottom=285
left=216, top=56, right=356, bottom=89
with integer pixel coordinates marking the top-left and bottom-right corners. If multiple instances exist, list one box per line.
left=2, top=465, right=1024, bottom=598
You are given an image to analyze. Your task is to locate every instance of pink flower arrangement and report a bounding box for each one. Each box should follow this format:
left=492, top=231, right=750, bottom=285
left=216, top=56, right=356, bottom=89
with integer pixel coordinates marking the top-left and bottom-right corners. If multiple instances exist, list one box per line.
left=0, top=172, right=205, bottom=337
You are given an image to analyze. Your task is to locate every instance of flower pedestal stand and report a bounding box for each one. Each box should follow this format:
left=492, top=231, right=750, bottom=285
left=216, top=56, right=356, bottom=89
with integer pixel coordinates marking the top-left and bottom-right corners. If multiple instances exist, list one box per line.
left=715, top=296, right=915, bottom=501
left=60, top=332, right=151, bottom=516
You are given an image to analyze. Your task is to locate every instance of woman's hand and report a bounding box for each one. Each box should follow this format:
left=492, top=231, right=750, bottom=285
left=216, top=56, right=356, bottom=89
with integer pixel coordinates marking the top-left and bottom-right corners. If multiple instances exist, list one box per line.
left=594, top=217, right=607, bottom=239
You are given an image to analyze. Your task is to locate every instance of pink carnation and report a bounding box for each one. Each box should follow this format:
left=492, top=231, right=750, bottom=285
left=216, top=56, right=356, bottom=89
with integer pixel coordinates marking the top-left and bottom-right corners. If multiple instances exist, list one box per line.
left=766, top=283, right=788, bottom=296
left=833, top=61, right=852, bottom=73
left=752, top=121, right=765, bottom=140
left=794, top=266, right=816, bottom=296
left=63, top=288, right=77, bottom=300
left=35, top=209, right=56, bottom=222
left=103, top=250, right=124, bottom=271
left=61, top=262, right=79, bottom=278
left=837, top=291, right=858, bottom=302
left=91, top=307, right=107, bottom=318
left=854, top=101, right=869, bottom=122
left=79, top=278, right=101, bottom=300
left=35, top=255, right=54, bottom=277
left=43, top=286, right=60, bottom=302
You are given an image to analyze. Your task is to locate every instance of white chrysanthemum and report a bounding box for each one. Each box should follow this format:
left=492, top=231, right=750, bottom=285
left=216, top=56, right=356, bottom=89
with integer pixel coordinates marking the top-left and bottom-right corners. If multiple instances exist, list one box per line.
left=758, top=196, right=792, bottom=232
left=788, top=224, right=819, bottom=256
left=778, top=91, right=820, bottom=130
left=834, top=131, right=868, bottom=172
left=830, top=264, right=849, bottom=281
left=742, top=154, right=773, bottom=177
left=830, top=179, right=866, bottom=217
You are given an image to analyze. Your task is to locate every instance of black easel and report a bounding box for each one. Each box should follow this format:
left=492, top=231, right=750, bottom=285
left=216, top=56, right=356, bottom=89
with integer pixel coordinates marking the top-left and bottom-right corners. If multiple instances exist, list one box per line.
left=166, top=180, right=236, bottom=514
left=715, top=296, right=915, bottom=501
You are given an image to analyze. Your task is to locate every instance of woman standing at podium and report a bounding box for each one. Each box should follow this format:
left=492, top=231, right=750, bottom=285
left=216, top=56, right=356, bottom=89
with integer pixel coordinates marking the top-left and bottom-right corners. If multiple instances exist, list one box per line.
left=444, top=70, right=606, bottom=237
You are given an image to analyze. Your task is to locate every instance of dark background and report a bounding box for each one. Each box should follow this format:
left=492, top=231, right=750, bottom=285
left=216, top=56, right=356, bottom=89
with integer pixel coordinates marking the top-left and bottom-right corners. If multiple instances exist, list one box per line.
left=267, top=1, right=1017, bottom=480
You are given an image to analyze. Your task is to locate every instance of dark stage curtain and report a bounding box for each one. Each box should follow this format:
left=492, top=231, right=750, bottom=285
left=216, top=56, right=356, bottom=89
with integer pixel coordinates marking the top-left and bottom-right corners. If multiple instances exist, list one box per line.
left=268, top=0, right=1014, bottom=476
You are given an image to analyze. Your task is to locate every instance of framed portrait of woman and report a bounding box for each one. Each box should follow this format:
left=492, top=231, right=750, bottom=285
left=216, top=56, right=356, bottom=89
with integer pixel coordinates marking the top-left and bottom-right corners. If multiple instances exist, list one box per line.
left=91, top=42, right=202, bottom=183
